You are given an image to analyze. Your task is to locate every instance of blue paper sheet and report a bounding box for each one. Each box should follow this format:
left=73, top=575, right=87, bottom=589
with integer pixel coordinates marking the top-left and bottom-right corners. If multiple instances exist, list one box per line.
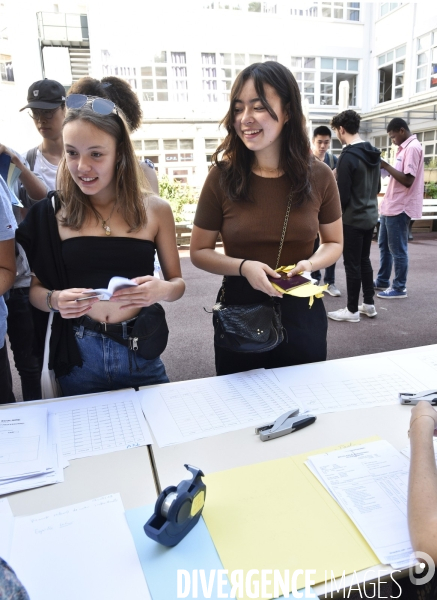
left=125, top=504, right=316, bottom=600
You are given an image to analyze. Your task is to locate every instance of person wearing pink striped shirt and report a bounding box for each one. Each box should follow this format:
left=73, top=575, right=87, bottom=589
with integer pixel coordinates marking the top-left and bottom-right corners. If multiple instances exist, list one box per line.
left=375, top=118, right=424, bottom=299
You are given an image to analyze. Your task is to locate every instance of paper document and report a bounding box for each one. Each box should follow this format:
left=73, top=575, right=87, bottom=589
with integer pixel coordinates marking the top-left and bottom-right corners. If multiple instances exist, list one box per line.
left=306, top=440, right=415, bottom=569
left=140, top=369, right=302, bottom=446
left=93, top=276, right=137, bottom=300
left=273, top=354, right=429, bottom=415
left=48, top=389, right=152, bottom=460
left=0, top=413, right=65, bottom=496
left=0, top=407, right=49, bottom=479
left=8, top=494, right=150, bottom=600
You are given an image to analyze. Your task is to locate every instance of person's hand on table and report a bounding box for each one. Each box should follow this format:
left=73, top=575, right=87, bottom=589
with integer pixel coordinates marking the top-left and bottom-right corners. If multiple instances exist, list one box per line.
left=239, top=260, right=283, bottom=298
left=52, top=288, right=101, bottom=319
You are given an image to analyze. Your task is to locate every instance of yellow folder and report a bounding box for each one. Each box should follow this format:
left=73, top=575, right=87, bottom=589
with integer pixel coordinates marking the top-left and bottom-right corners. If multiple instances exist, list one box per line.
left=203, top=437, right=380, bottom=599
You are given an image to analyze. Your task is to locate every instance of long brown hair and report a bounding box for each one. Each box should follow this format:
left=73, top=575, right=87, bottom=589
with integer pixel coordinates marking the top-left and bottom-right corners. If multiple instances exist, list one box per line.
left=57, top=105, right=148, bottom=231
left=212, top=61, right=312, bottom=205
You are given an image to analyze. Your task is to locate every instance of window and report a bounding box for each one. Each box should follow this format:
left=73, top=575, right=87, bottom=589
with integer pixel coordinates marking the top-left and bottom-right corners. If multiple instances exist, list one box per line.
left=290, top=2, right=360, bottom=21
left=140, top=51, right=188, bottom=102
left=378, top=46, right=406, bottom=103
left=414, top=130, right=437, bottom=166
left=163, top=139, right=194, bottom=163
left=331, top=138, right=343, bottom=157
left=373, top=135, right=392, bottom=161
left=380, top=2, right=402, bottom=17
left=200, top=52, right=276, bottom=101
left=201, top=52, right=232, bottom=102
left=291, top=56, right=316, bottom=104
left=416, top=30, right=437, bottom=93
left=292, top=56, right=358, bottom=106
left=0, top=58, right=14, bottom=82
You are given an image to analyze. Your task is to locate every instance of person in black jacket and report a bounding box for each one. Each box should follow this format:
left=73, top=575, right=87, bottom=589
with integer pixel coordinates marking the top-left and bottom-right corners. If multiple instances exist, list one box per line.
left=327, top=110, right=381, bottom=323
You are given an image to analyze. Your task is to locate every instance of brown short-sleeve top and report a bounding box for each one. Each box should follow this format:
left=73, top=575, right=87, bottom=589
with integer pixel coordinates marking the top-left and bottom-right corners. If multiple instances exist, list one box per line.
left=194, top=158, right=342, bottom=268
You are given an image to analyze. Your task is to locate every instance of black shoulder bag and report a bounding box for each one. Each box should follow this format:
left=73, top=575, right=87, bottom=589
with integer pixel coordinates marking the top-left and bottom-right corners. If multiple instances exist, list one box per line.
left=211, top=198, right=292, bottom=353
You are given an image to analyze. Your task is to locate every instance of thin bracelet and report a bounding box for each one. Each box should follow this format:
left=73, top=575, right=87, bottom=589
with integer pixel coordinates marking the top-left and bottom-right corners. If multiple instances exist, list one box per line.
left=239, top=259, right=249, bottom=277
left=408, top=414, right=435, bottom=437
left=46, top=290, right=59, bottom=312
left=308, top=260, right=313, bottom=269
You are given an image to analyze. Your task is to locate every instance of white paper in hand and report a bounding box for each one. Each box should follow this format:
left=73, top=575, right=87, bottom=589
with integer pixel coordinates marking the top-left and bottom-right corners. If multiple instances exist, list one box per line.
left=93, top=276, right=138, bottom=300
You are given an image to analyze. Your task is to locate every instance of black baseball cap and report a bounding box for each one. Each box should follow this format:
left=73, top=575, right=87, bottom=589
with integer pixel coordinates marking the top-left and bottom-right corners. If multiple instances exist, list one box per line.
left=20, top=79, right=66, bottom=111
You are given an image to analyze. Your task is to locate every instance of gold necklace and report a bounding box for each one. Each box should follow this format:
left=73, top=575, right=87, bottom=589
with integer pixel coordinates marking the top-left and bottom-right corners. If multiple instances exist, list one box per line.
left=95, top=202, right=117, bottom=236
left=254, top=160, right=280, bottom=177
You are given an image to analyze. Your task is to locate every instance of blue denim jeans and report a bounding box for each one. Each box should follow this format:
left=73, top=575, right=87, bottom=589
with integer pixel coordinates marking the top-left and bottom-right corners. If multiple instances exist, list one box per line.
left=376, top=212, right=411, bottom=291
left=58, top=324, right=169, bottom=397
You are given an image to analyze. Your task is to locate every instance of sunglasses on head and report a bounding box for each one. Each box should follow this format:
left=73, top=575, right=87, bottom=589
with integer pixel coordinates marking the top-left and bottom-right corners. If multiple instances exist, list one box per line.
left=66, top=94, right=118, bottom=116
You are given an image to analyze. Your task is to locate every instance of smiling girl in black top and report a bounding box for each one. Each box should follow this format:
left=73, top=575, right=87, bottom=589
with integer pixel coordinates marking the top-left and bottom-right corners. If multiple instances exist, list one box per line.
left=18, top=98, right=184, bottom=396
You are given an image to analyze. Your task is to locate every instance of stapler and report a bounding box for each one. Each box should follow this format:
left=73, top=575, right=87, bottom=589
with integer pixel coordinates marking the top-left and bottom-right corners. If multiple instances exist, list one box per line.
left=255, top=409, right=316, bottom=441
left=144, top=464, right=206, bottom=547
left=399, top=390, right=437, bottom=405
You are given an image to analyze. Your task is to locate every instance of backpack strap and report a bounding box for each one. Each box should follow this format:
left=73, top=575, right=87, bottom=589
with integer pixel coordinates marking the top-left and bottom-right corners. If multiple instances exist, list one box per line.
left=25, top=146, right=38, bottom=171
left=328, top=152, right=334, bottom=170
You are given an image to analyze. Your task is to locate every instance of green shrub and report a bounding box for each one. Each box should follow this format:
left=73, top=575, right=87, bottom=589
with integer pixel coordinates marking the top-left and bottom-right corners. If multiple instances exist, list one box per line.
left=158, top=175, right=197, bottom=222
left=425, top=182, right=437, bottom=199
left=425, top=157, right=437, bottom=169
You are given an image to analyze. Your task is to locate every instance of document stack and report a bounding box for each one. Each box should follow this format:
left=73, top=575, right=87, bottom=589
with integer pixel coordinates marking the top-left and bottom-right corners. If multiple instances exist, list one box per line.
left=0, top=406, right=65, bottom=495
left=306, top=440, right=416, bottom=570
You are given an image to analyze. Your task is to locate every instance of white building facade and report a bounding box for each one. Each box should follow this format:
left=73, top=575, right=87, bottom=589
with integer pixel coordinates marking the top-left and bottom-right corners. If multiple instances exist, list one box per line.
left=1, top=1, right=437, bottom=187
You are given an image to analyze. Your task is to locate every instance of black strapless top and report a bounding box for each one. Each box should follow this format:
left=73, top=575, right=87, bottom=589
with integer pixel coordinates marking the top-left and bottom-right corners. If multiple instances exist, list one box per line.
left=62, top=237, right=156, bottom=289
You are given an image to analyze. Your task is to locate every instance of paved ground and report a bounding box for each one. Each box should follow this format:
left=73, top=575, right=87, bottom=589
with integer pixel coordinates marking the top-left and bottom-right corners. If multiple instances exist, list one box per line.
left=8, top=232, right=437, bottom=401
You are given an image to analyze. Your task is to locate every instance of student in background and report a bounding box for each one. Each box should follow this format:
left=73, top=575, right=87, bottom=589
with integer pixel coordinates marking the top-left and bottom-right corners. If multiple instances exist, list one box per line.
left=328, top=110, right=380, bottom=323
left=0, top=176, right=17, bottom=404
left=0, top=145, right=47, bottom=400
left=311, top=125, right=340, bottom=297
left=375, top=118, right=424, bottom=299
left=68, top=76, right=159, bottom=194
left=19, top=79, right=66, bottom=199
left=18, top=79, right=67, bottom=383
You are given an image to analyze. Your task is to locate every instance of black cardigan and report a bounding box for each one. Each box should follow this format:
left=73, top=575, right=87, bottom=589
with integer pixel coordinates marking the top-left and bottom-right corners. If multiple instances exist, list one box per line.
left=16, top=193, right=82, bottom=377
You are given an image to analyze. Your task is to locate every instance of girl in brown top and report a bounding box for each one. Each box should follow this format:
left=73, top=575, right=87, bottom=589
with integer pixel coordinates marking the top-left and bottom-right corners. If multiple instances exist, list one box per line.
left=191, top=62, right=343, bottom=375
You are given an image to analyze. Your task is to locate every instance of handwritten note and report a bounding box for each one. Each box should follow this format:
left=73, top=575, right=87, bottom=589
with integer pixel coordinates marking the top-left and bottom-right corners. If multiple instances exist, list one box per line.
left=8, top=494, right=151, bottom=600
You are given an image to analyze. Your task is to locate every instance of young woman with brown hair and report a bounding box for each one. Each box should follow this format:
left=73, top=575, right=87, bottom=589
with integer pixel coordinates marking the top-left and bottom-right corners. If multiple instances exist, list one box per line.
left=190, top=61, right=342, bottom=375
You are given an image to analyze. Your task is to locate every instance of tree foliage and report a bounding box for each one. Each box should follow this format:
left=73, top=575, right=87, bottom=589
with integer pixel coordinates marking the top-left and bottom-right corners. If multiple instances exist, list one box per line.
left=158, top=175, right=198, bottom=222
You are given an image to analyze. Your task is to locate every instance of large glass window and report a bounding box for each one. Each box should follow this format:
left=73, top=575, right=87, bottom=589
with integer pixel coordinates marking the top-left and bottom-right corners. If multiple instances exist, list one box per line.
left=200, top=52, right=277, bottom=101
left=291, top=56, right=316, bottom=104
left=378, top=46, right=406, bottom=103
left=292, top=56, right=358, bottom=106
left=140, top=51, right=188, bottom=102
left=380, top=2, right=402, bottom=17
left=415, top=130, right=437, bottom=166
left=416, top=30, right=437, bottom=93
left=201, top=52, right=233, bottom=102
